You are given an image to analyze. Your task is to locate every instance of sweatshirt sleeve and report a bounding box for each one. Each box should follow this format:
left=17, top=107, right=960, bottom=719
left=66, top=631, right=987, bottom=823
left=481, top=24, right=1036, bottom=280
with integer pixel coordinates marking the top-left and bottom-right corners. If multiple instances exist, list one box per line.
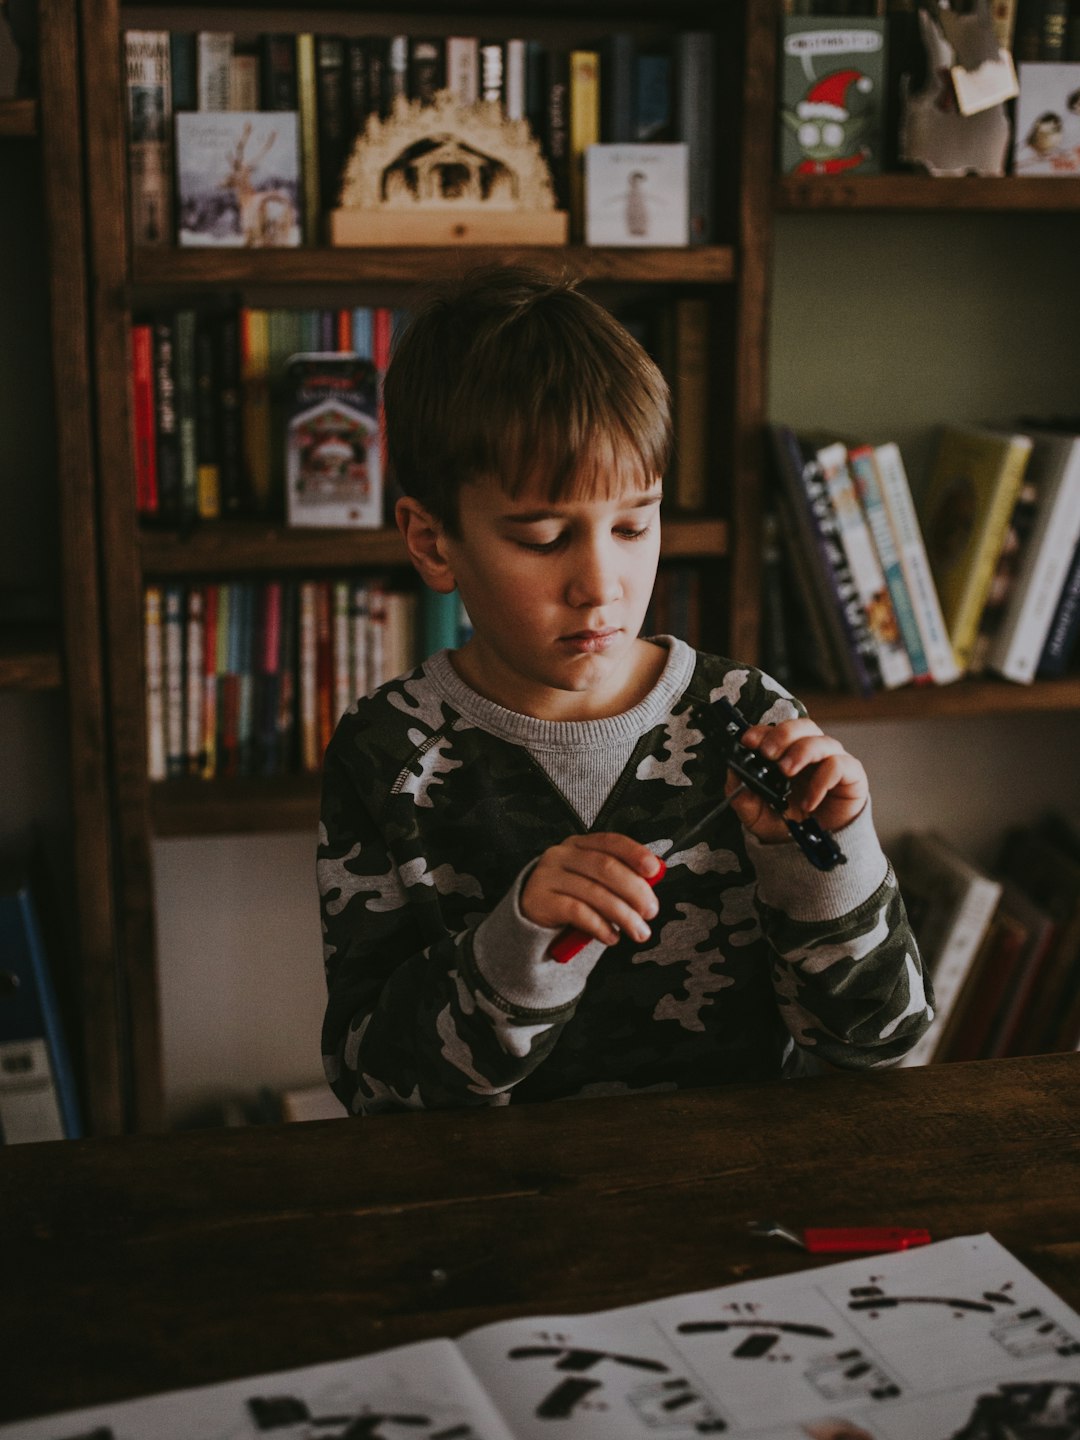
left=318, top=742, right=603, bottom=1114
left=746, top=801, right=935, bottom=1067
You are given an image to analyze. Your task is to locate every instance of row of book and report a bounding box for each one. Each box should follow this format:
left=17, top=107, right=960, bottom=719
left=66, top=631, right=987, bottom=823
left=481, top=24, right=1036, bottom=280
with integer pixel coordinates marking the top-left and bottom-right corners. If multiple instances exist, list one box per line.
left=778, top=4, right=1080, bottom=178
left=128, top=296, right=714, bottom=526
left=130, top=305, right=406, bottom=525
left=894, top=814, right=1080, bottom=1066
left=143, top=578, right=469, bottom=783
left=144, top=560, right=721, bottom=783
left=124, top=27, right=715, bottom=247
left=764, top=422, right=1080, bottom=694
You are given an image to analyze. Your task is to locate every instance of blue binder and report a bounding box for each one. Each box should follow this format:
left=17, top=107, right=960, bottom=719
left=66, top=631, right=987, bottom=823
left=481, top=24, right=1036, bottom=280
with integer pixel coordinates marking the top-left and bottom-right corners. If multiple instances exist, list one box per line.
left=0, top=871, right=82, bottom=1142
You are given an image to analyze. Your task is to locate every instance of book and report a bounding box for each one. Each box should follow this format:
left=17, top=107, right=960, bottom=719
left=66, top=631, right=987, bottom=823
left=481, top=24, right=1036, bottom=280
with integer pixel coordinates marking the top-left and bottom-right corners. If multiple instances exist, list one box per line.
left=259, top=33, right=298, bottom=111
left=184, top=585, right=204, bottom=777
left=635, top=47, right=673, bottom=142
left=284, top=353, right=382, bottom=529
left=584, top=143, right=689, bottom=246
left=778, top=15, right=886, bottom=176
left=144, top=584, right=166, bottom=781
left=1037, top=531, right=1080, bottom=676
left=892, top=830, right=1003, bottom=1067
left=543, top=47, right=571, bottom=213
left=568, top=50, right=600, bottom=242
left=504, top=38, right=526, bottom=121
left=169, top=31, right=197, bottom=113
left=872, top=441, right=961, bottom=685
left=194, top=311, right=221, bottom=519
left=124, top=30, right=173, bottom=246
left=7, top=1235, right=1080, bottom=1440
left=315, top=35, right=349, bottom=212
left=986, top=428, right=1080, bottom=682
left=163, top=581, right=185, bottom=778
left=229, top=41, right=260, bottom=112
left=175, top=111, right=301, bottom=248
left=295, top=33, right=320, bottom=243
left=846, top=443, right=930, bottom=682
left=917, top=424, right=1034, bottom=673
left=129, top=321, right=158, bottom=514
left=1012, top=61, right=1080, bottom=173
left=195, top=30, right=232, bottom=111
left=409, top=36, right=444, bottom=106
left=966, top=471, right=1040, bottom=676
left=815, top=441, right=913, bottom=688
left=768, top=424, right=880, bottom=694
left=152, top=315, right=181, bottom=524
left=996, top=822, right=1080, bottom=1054
left=674, top=30, right=715, bottom=243
left=445, top=36, right=479, bottom=105
left=173, top=307, right=198, bottom=524
left=771, top=423, right=881, bottom=694
left=936, top=906, right=1029, bottom=1062
left=983, top=881, right=1059, bottom=1057
left=240, top=308, right=272, bottom=516
left=0, top=866, right=82, bottom=1143
left=668, top=298, right=710, bottom=514
left=599, top=32, right=635, bottom=143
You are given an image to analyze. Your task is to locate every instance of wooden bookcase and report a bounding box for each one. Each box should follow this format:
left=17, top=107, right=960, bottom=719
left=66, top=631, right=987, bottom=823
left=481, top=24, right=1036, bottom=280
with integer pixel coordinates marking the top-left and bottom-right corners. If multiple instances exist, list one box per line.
left=68, top=0, right=1080, bottom=1128
left=0, top=2, right=122, bottom=1135
left=76, top=0, right=772, bottom=1130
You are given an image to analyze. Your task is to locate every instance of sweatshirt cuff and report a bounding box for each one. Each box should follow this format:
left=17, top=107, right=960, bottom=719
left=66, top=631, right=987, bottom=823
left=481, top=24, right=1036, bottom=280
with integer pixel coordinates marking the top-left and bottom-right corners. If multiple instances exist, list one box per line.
left=473, top=866, right=606, bottom=1012
left=747, top=799, right=889, bottom=922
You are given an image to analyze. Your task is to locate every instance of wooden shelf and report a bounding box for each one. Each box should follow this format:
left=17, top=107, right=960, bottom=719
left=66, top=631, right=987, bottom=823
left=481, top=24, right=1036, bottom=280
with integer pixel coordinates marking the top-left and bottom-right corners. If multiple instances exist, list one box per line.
left=0, top=99, right=37, bottom=139
left=131, top=245, right=736, bottom=289
left=0, top=625, right=63, bottom=690
left=805, top=676, right=1080, bottom=723
left=139, top=516, right=728, bottom=575
left=775, top=174, right=1080, bottom=213
left=151, top=774, right=321, bottom=837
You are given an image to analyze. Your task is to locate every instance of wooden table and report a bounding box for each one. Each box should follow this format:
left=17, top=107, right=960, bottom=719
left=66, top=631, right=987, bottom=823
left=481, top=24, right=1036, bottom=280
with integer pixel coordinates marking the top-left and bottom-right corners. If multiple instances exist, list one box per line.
left=3, top=1052, right=1078, bottom=1427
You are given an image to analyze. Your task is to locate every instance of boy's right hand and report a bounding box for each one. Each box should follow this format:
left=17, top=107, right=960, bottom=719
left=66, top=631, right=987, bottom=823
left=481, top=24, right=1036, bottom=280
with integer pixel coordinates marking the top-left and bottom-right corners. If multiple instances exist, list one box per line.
left=521, top=834, right=663, bottom=948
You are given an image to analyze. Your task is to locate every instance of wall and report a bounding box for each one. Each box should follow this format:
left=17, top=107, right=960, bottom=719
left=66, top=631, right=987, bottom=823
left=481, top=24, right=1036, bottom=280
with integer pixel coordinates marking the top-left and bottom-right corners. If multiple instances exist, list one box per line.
left=155, top=211, right=1080, bottom=1125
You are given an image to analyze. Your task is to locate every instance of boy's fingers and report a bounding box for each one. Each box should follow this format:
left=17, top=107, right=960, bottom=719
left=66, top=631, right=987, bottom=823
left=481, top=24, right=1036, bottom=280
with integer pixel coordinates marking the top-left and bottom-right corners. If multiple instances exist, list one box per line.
left=568, top=832, right=663, bottom=879
left=552, top=877, right=653, bottom=944
left=559, top=847, right=660, bottom=920
left=740, top=717, right=822, bottom=756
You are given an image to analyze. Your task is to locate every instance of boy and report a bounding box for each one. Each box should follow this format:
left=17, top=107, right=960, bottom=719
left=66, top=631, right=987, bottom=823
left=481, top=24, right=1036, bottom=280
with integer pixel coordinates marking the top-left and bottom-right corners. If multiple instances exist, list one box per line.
left=318, top=267, right=932, bottom=1115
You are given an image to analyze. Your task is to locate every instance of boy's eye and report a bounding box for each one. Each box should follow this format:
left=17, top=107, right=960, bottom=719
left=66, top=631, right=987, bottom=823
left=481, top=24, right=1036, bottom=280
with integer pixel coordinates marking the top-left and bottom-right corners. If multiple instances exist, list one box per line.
left=516, top=533, right=566, bottom=553
left=615, top=525, right=651, bottom=541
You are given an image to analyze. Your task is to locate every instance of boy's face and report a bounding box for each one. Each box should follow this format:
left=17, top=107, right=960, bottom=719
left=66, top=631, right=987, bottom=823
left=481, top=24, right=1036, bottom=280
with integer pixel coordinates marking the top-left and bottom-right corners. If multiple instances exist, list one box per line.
left=439, top=473, right=663, bottom=720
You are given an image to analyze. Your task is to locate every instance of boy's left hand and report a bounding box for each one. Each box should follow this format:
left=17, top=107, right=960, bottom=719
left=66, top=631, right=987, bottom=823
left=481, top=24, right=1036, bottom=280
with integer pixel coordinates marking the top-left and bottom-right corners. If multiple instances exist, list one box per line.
left=726, top=717, right=868, bottom=845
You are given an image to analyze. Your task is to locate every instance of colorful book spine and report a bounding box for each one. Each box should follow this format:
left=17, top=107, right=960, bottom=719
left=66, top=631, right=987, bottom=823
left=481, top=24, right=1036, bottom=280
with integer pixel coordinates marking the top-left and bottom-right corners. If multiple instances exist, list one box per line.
left=174, top=308, right=198, bottom=525
left=817, top=442, right=913, bottom=689
left=144, top=584, right=166, bottom=782
left=130, top=323, right=158, bottom=515
left=295, top=33, right=320, bottom=244
left=152, top=317, right=180, bottom=523
left=299, top=580, right=318, bottom=773
left=124, top=30, right=173, bottom=246
left=568, top=50, right=600, bottom=243
left=847, top=444, right=930, bottom=683
left=240, top=308, right=272, bottom=516
left=184, top=585, right=204, bottom=777
left=1037, top=535, right=1080, bottom=678
left=872, top=442, right=962, bottom=685
left=987, top=430, right=1080, bottom=684
left=201, top=582, right=219, bottom=778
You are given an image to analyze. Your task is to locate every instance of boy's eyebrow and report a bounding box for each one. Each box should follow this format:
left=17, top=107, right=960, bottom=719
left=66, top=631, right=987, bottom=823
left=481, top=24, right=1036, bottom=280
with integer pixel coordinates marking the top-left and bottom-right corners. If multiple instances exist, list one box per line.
left=501, top=489, right=664, bottom=524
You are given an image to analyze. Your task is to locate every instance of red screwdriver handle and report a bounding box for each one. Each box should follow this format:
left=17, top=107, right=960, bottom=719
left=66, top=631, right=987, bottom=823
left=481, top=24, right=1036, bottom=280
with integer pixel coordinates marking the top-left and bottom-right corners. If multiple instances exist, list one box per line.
left=803, top=1226, right=932, bottom=1253
left=547, top=859, right=667, bottom=964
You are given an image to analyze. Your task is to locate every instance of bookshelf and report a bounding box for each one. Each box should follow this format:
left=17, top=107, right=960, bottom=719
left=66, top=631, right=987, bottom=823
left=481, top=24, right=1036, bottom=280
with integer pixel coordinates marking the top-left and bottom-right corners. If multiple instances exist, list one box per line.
left=75, top=0, right=769, bottom=1129
left=1, top=3, right=121, bottom=1134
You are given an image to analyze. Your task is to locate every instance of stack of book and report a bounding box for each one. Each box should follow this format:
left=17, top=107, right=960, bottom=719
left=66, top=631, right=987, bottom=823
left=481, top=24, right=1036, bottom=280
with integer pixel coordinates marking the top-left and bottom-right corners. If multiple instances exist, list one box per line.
left=893, top=815, right=1080, bottom=1065
left=765, top=422, right=1080, bottom=694
left=143, top=577, right=468, bottom=782
left=124, top=27, right=716, bottom=248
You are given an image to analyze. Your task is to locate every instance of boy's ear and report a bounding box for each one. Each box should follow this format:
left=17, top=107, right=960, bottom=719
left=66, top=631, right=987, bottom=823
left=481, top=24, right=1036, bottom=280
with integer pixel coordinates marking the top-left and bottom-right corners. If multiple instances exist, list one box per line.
left=395, top=496, right=457, bottom=594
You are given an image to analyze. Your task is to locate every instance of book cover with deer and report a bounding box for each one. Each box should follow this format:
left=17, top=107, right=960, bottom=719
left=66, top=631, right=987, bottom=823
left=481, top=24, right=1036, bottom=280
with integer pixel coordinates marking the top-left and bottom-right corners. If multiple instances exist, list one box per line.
left=175, top=111, right=301, bottom=247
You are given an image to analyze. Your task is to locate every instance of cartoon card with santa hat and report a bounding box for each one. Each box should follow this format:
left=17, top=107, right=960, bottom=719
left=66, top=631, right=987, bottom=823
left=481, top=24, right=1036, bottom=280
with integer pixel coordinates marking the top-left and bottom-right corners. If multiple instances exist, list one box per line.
left=778, top=16, right=886, bottom=176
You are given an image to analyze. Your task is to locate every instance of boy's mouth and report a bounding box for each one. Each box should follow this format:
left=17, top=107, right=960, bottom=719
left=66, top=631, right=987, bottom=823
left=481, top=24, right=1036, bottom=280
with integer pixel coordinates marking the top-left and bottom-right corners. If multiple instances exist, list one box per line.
left=559, top=627, right=620, bottom=653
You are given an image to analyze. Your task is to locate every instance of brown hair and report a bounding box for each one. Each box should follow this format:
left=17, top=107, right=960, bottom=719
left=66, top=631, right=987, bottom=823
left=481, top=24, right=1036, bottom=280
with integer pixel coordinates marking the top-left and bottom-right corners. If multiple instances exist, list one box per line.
left=384, top=265, right=671, bottom=532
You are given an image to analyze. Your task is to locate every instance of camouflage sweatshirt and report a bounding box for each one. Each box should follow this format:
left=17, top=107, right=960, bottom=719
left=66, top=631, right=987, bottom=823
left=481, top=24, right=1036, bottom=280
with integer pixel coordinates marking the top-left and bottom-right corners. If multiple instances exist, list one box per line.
left=318, top=642, right=932, bottom=1114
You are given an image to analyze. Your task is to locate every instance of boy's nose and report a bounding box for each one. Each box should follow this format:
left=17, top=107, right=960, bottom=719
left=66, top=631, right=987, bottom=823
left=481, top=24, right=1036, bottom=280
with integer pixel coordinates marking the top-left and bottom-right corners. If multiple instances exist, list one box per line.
left=566, top=542, right=623, bottom=608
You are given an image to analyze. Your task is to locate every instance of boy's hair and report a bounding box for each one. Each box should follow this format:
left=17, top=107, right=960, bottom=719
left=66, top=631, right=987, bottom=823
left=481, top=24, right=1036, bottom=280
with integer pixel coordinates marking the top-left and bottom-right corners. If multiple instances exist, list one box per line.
left=384, top=265, right=671, bottom=532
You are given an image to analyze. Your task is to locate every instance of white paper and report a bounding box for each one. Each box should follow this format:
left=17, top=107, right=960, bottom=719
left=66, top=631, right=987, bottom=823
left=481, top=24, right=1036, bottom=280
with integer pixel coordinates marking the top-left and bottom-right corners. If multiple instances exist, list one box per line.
left=6, top=1236, right=1079, bottom=1440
